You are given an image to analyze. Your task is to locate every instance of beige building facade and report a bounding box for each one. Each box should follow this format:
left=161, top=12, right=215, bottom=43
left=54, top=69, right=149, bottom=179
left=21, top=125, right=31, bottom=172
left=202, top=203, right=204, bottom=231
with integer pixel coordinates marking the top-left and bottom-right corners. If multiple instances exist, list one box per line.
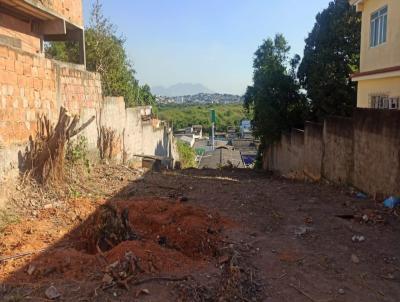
left=350, top=0, right=400, bottom=109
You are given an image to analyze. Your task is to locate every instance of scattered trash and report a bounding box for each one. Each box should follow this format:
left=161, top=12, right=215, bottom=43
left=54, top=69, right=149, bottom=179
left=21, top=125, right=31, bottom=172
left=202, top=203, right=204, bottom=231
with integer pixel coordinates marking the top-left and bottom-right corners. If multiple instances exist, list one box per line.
left=304, top=217, right=313, bottom=225
left=336, top=214, right=355, bottom=220
left=158, top=236, right=167, bottom=246
left=27, top=264, right=36, bottom=276
left=136, top=288, right=150, bottom=297
left=383, top=196, right=400, bottom=209
left=351, top=254, right=360, bottom=264
left=356, top=192, right=368, bottom=199
left=338, top=288, right=345, bottom=295
left=381, top=273, right=395, bottom=280
left=336, top=210, right=385, bottom=224
left=352, top=235, right=365, bottom=243
left=45, top=286, right=61, bottom=300
left=180, top=196, right=189, bottom=202
left=294, top=227, right=313, bottom=237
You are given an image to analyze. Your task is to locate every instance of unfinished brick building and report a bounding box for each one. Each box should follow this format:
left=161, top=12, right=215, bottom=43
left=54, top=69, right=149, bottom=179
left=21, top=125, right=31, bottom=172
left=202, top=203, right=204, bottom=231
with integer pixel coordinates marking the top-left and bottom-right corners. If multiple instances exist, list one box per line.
left=0, top=0, right=176, bottom=187
left=0, top=0, right=102, bottom=170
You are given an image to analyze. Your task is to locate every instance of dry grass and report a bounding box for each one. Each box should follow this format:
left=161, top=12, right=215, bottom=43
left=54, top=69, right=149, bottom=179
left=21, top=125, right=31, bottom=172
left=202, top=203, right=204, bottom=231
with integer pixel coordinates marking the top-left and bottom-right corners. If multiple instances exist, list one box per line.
left=0, top=208, right=19, bottom=233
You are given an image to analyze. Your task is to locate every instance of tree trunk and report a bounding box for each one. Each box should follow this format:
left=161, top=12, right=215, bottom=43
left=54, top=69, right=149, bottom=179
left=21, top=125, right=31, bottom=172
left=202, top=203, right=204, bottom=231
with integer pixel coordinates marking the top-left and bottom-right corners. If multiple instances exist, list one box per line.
left=24, top=107, right=95, bottom=184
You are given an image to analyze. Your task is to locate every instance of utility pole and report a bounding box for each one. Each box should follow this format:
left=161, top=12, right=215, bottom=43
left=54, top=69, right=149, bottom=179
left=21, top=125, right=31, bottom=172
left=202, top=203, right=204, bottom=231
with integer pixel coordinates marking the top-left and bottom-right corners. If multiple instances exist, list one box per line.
left=212, top=122, right=215, bottom=151
left=210, top=109, right=216, bottom=151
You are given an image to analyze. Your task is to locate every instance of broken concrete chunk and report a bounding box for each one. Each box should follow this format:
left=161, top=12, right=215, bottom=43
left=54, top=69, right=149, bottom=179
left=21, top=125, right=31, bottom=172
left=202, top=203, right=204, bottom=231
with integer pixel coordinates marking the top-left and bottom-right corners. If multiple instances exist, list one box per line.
left=45, top=286, right=61, bottom=300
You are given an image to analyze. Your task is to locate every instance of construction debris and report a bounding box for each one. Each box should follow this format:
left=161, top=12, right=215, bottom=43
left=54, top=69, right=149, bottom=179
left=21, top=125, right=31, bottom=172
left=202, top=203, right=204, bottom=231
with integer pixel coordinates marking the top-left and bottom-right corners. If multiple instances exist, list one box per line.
left=45, top=285, right=61, bottom=300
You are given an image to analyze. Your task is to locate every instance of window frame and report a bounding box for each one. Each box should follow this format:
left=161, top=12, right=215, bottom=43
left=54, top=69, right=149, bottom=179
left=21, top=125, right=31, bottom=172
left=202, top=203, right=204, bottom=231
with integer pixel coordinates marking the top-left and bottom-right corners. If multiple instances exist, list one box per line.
left=370, top=5, right=388, bottom=48
left=369, top=95, right=400, bottom=110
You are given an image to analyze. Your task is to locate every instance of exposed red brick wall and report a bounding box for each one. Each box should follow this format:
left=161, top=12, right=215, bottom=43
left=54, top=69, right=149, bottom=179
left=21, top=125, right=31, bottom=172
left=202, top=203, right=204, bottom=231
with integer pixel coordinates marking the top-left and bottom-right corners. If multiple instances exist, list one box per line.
left=60, top=66, right=102, bottom=115
left=0, top=12, right=42, bottom=54
left=0, top=43, right=102, bottom=147
left=37, top=0, right=83, bottom=27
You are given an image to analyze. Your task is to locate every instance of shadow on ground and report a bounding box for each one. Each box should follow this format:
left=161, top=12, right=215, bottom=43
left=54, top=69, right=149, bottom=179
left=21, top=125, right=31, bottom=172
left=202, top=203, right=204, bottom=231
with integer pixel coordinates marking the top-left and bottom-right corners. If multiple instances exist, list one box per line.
left=0, top=167, right=266, bottom=301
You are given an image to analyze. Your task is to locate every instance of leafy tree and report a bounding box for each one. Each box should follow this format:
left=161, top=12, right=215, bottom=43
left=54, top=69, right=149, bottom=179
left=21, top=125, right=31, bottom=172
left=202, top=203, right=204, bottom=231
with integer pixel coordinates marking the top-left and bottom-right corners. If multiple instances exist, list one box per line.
left=45, top=41, right=78, bottom=63
left=138, top=84, right=156, bottom=106
left=244, top=34, right=309, bottom=145
left=45, top=0, right=155, bottom=107
left=297, top=0, right=361, bottom=121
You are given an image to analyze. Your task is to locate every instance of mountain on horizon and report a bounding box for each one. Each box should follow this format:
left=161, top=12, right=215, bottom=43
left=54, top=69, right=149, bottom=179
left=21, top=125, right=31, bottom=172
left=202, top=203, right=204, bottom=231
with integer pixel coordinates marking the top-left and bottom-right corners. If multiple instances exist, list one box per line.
left=152, top=83, right=213, bottom=97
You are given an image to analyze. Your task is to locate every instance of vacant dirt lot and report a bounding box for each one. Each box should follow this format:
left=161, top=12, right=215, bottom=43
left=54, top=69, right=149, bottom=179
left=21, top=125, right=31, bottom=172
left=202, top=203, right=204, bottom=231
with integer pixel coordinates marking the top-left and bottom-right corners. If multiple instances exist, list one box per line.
left=1, top=166, right=399, bottom=301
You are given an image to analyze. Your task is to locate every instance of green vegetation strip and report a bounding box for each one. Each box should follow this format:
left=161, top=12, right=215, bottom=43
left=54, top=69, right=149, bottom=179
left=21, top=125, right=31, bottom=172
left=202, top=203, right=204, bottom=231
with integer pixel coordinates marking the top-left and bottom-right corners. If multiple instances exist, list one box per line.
left=157, top=104, right=248, bottom=133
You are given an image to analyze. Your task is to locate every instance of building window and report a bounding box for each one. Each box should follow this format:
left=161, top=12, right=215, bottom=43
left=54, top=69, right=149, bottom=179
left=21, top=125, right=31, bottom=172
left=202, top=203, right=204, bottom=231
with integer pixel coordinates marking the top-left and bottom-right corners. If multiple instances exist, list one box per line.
left=370, top=6, right=388, bottom=47
left=389, top=97, right=400, bottom=110
left=370, top=95, right=399, bottom=109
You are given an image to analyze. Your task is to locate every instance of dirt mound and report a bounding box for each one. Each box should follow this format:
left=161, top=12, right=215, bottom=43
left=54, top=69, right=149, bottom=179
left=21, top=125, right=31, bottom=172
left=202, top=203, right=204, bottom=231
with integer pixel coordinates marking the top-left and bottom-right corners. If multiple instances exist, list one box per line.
left=105, top=241, right=202, bottom=274
left=112, top=198, right=229, bottom=258
left=1, top=197, right=231, bottom=285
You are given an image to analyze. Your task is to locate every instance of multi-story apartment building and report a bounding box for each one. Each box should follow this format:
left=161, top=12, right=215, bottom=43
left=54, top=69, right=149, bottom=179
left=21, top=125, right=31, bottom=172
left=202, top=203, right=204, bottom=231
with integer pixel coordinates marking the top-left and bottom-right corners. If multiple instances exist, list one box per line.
left=350, top=0, right=400, bottom=110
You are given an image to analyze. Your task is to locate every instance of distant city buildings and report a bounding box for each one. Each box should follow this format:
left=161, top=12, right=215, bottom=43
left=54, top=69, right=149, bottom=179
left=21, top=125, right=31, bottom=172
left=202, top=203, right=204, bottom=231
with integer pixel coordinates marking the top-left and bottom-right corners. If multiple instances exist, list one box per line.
left=174, top=120, right=258, bottom=168
left=174, top=125, right=203, bottom=147
left=240, top=120, right=253, bottom=139
left=156, top=93, right=244, bottom=105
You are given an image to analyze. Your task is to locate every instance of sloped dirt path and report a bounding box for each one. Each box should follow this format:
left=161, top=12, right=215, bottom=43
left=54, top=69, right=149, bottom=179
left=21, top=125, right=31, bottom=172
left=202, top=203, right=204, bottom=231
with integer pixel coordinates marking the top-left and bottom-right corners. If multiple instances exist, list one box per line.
left=1, top=167, right=399, bottom=301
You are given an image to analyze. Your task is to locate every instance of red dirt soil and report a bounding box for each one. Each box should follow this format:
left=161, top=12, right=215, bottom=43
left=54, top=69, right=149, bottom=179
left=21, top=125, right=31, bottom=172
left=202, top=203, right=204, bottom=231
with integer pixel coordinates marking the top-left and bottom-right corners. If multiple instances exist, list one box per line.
left=0, top=197, right=231, bottom=285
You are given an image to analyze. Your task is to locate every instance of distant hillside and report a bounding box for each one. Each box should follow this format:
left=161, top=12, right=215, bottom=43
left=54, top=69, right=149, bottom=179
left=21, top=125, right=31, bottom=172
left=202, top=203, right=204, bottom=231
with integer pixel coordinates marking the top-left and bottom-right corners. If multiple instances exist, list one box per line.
left=152, top=83, right=213, bottom=97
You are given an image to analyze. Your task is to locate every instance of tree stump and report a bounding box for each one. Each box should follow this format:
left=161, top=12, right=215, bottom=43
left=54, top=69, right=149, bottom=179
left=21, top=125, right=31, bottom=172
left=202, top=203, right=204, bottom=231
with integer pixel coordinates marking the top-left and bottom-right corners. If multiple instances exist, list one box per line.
left=24, top=107, right=95, bottom=184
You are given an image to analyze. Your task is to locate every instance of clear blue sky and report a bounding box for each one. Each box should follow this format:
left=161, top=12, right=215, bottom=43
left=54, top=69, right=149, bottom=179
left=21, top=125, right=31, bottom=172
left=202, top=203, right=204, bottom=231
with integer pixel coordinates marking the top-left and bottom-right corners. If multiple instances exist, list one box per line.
left=83, top=0, right=331, bottom=95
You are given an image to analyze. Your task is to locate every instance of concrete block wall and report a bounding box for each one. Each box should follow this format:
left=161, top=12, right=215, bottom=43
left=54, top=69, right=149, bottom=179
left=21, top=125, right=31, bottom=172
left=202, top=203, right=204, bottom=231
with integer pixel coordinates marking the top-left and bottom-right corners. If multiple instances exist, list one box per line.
left=290, top=128, right=305, bottom=175
left=353, top=109, right=400, bottom=196
left=263, top=109, right=400, bottom=197
left=100, top=97, right=174, bottom=164
left=263, top=130, right=304, bottom=178
left=322, top=117, right=354, bottom=185
left=304, top=122, right=323, bottom=180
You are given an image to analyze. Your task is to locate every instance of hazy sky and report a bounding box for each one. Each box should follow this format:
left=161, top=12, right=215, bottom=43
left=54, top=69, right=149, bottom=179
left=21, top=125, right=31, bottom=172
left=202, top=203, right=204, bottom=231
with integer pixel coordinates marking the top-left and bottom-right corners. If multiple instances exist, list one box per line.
left=83, top=0, right=331, bottom=95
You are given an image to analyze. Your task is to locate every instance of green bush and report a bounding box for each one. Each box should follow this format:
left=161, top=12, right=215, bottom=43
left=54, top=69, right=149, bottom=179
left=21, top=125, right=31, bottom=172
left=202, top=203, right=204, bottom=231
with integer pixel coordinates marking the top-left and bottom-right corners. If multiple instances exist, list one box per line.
left=66, top=135, right=90, bottom=172
left=177, top=141, right=196, bottom=169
